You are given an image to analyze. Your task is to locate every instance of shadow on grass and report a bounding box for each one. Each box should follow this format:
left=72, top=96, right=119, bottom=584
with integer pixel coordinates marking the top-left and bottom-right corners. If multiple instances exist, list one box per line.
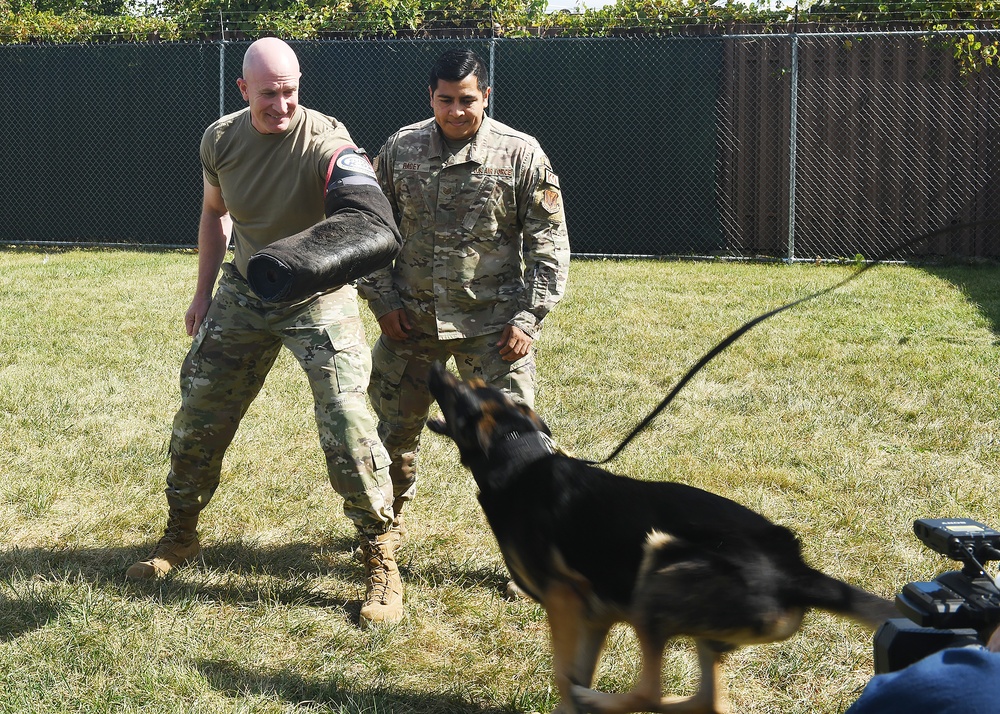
left=0, top=594, right=59, bottom=641
left=920, top=264, right=1000, bottom=338
left=405, top=559, right=514, bottom=599
left=0, top=536, right=520, bottom=634
left=197, top=658, right=522, bottom=713
left=0, top=535, right=358, bottom=578
left=0, top=536, right=368, bottom=625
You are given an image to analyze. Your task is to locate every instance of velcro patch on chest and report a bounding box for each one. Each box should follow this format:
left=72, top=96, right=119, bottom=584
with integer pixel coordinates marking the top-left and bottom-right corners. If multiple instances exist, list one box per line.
left=396, top=160, right=432, bottom=174
left=472, top=165, right=515, bottom=180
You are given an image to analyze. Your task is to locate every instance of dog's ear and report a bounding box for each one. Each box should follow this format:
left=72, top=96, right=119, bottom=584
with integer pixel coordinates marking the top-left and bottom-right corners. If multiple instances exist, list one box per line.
left=516, top=403, right=552, bottom=436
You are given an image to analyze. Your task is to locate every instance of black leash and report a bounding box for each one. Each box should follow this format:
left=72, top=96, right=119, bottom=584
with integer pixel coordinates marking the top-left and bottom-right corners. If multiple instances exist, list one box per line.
left=587, top=220, right=999, bottom=466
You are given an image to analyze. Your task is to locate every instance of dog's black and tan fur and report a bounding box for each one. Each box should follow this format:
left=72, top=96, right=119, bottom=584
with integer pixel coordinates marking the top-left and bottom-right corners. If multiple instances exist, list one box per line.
left=427, top=362, right=896, bottom=714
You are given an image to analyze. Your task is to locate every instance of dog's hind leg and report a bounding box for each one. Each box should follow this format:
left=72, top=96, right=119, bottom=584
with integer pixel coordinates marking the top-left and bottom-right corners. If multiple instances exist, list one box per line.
left=571, top=636, right=727, bottom=714
left=569, top=624, right=668, bottom=714
left=654, top=639, right=728, bottom=714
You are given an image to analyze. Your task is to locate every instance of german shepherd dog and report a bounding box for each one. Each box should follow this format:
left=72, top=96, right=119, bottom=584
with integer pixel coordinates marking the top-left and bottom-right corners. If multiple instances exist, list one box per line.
left=426, top=362, right=896, bottom=714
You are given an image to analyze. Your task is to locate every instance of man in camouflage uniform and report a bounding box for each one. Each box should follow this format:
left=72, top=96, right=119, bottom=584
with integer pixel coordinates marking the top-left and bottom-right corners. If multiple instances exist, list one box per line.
left=358, top=48, right=570, bottom=540
left=127, top=37, right=404, bottom=627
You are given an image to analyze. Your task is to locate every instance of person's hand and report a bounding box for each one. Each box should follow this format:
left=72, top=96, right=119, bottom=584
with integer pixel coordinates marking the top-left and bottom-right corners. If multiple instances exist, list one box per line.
left=184, top=294, right=212, bottom=337
left=497, top=324, right=533, bottom=362
left=378, top=308, right=412, bottom=341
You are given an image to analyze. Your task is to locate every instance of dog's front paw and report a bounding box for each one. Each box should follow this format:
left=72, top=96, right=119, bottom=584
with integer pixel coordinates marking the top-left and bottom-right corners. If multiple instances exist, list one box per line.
left=552, top=701, right=590, bottom=714
left=425, top=415, right=447, bottom=433
left=569, top=684, right=613, bottom=714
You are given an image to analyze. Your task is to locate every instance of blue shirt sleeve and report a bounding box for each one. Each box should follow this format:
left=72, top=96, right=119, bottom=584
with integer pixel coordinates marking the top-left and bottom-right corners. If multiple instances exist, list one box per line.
left=846, top=648, right=1000, bottom=714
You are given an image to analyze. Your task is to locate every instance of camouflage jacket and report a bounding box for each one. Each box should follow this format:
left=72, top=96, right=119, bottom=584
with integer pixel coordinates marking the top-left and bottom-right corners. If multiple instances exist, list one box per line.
left=358, top=116, right=570, bottom=340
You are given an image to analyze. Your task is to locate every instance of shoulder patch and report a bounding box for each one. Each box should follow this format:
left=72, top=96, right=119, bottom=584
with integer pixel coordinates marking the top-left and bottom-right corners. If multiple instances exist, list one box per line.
left=542, top=189, right=561, bottom=214
left=544, top=168, right=560, bottom=189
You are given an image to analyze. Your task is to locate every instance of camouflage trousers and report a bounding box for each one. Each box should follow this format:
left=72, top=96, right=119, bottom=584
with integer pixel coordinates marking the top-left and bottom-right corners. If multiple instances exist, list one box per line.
left=166, top=264, right=394, bottom=535
left=368, top=329, right=535, bottom=511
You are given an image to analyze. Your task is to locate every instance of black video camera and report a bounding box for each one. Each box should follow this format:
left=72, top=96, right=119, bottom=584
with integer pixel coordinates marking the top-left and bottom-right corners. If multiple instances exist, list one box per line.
left=873, top=518, right=1000, bottom=673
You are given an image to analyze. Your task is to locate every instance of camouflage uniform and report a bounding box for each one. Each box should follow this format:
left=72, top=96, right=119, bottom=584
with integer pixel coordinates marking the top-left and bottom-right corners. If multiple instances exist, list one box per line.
left=358, top=116, right=570, bottom=512
left=169, top=106, right=394, bottom=535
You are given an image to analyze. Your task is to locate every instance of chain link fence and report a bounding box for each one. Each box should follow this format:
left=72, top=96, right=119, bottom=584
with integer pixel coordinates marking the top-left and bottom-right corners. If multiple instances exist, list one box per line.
left=2, top=32, right=997, bottom=259
left=776, top=32, right=998, bottom=261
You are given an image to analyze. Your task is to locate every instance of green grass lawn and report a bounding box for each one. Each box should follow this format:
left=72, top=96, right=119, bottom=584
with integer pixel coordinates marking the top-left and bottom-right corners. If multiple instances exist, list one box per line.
left=0, top=248, right=997, bottom=713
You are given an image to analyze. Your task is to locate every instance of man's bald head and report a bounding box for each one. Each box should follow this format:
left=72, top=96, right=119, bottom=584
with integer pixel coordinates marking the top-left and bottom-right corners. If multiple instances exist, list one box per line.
left=241, top=37, right=301, bottom=82
left=237, top=38, right=301, bottom=134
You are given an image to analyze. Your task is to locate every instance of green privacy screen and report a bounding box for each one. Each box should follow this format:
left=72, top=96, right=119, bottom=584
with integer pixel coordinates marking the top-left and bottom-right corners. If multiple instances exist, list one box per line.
left=1, top=43, right=220, bottom=244
left=2, top=38, right=723, bottom=255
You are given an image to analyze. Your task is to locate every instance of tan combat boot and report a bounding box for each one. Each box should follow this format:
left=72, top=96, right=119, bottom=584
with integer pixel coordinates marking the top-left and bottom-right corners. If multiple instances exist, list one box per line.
left=359, top=530, right=404, bottom=627
left=126, top=510, right=201, bottom=580
left=353, top=512, right=406, bottom=562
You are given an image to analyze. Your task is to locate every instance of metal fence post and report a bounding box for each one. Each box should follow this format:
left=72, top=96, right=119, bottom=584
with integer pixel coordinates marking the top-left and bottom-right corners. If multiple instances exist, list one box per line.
left=488, top=39, right=496, bottom=118
left=219, top=41, right=226, bottom=118
left=787, top=32, right=799, bottom=262
left=218, top=11, right=227, bottom=118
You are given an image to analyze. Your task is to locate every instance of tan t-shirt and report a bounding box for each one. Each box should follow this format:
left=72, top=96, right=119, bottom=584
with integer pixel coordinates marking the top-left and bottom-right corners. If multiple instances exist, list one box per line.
left=200, top=106, right=354, bottom=276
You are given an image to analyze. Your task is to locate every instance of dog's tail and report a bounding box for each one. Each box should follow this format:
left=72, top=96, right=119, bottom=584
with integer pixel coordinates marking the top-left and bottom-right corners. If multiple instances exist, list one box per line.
left=792, top=569, right=898, bottom=629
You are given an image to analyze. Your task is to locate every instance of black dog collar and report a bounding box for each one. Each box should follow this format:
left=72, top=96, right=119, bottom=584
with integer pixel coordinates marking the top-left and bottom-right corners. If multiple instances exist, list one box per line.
left=485, top=431, right=556, bottom=481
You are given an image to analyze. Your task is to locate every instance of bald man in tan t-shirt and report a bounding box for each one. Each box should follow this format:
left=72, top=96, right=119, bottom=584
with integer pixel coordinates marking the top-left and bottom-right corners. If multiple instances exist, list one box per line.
left=126, top=38, right=404, bottom=627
